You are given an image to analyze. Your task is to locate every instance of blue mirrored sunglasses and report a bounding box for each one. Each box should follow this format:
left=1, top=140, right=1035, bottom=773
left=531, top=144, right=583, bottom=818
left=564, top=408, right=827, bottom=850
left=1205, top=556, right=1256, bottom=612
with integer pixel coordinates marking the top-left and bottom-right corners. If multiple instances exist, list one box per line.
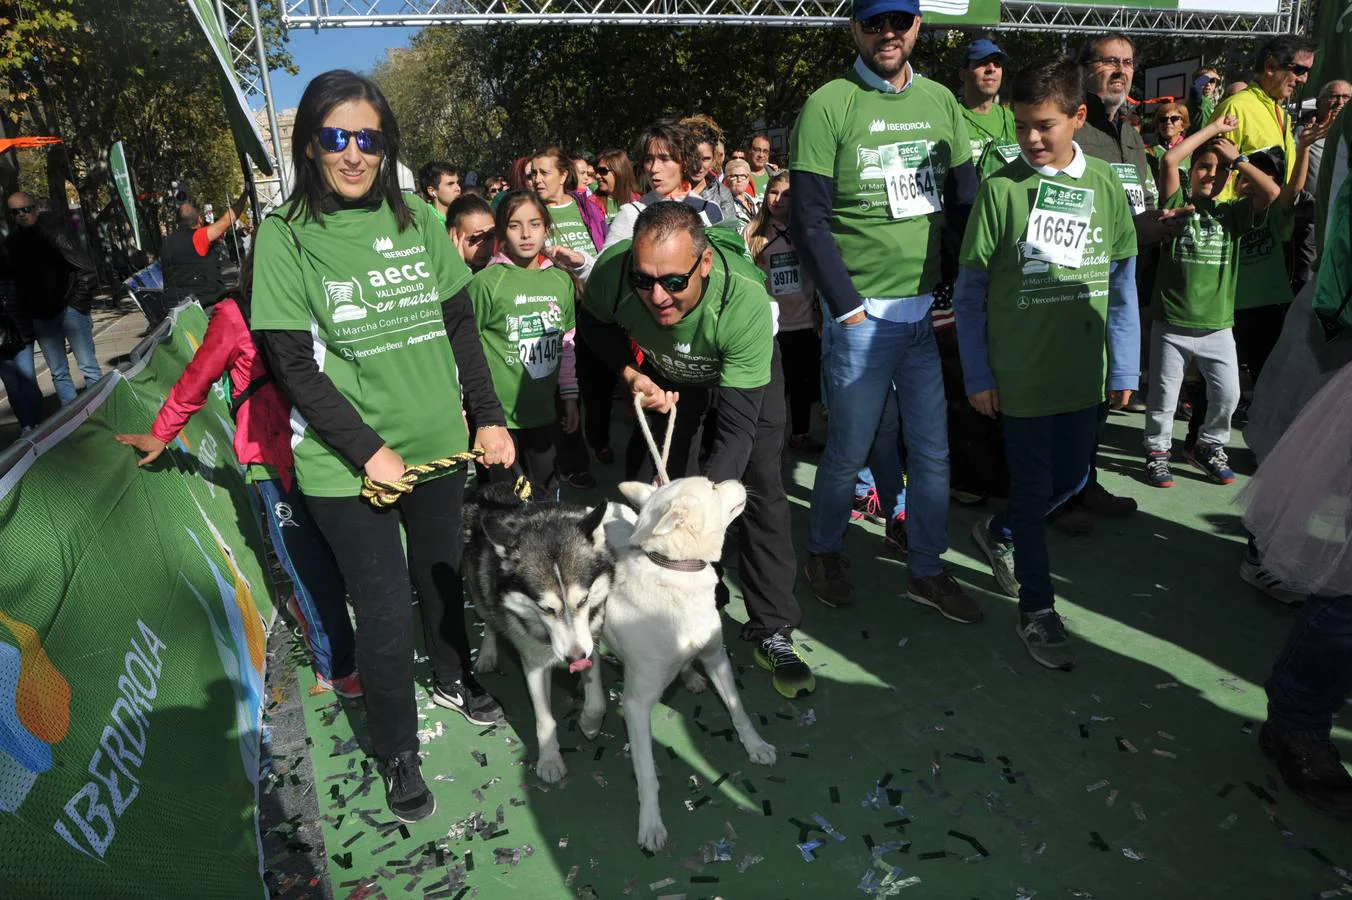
left=315, top=127, right=387, bottom=155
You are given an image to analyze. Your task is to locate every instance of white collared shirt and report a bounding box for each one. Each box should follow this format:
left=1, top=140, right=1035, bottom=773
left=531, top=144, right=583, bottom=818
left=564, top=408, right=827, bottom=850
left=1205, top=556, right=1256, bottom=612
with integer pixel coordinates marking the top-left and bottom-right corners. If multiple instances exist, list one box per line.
left=852, top=56, right=915, bottom=95
left=1021, top=141, right=1088, bottom=179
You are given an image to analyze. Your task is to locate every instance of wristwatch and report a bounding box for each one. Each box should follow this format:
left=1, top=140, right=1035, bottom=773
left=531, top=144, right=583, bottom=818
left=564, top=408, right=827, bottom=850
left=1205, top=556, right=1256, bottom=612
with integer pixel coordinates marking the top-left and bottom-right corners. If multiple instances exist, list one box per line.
left=1234, top=154, right=1249, bottom=166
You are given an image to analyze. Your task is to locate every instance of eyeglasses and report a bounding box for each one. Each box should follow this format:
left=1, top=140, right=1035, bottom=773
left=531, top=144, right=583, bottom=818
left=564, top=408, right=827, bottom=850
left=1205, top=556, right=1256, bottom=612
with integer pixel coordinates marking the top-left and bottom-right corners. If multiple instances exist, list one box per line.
left=315, top=127, right=387, bottom=155
left=1091, top=56, right=1135, bottom=70
left=725, top=173, right=750, bottom=180
left=857, top=12, right=915, bottom=34
left=594, top=166, right=611, bottom=177
left=1160, top=115, right=1184, bottom=124
left=629, top=254, right=702, bottom=294
left=1286, top=63, right=1312, bottom=77
left=7, top=204, right=35, bottom=215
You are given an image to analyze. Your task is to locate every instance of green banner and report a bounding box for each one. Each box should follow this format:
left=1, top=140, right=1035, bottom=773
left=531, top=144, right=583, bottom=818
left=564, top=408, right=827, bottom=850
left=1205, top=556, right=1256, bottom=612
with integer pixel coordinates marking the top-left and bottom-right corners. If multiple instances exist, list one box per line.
left=0, top=304, right=271, bottom=895
left=184, top=0, right=275, bottom=176
left=108, top=141, right=142, bottom=251
left=921, top=0, right=999, bottom=25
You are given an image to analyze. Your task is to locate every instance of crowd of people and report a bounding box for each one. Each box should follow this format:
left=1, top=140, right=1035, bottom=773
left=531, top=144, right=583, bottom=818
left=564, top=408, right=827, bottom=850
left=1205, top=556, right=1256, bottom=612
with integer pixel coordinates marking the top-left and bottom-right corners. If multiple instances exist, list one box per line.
left=4, top=0, right=1342, bottom=828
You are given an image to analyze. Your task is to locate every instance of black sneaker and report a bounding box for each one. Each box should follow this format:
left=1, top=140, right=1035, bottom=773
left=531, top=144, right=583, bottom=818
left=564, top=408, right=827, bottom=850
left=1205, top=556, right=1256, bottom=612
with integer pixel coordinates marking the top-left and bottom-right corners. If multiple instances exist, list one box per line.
left=431, top=675, right=506, bottom=726
left=1260, top=723, right=1352, bottom=819
left=1240, top=543, right=1305, bottom=606
left=558, top=470, right=598, bottom=490
left=883, top=515, right=908, bottom=557
left=379, top=750, right=436, bottom=823
left=1145, top=451, right=1174, bottom=488
left=753, top=632, right=816, bottom=699
left=1188, top=442, right=1236, bottom=485
left=804, top=552, right=852, bottom=608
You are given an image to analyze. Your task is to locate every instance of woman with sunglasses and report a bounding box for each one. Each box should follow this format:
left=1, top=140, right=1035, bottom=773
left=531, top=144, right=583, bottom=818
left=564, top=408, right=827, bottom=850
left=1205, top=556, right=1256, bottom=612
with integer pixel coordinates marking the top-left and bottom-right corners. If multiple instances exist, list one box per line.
left=602, top=119, right=725, bottom=251
left=250, top=69, right=516, bottom=825
left=589, top=149, right=640, bottom=225
left=1188, top=67, right=1222, bottom=134
left=1146, top=102, right=1191, bottom=186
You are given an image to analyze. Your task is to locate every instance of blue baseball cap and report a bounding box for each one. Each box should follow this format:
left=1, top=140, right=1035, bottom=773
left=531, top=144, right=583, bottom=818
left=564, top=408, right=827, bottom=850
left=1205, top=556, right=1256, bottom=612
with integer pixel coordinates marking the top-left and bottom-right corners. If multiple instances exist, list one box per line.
left=853, top=0, right=922, bottom=21
left=965, top=38, right=1010, bottom=65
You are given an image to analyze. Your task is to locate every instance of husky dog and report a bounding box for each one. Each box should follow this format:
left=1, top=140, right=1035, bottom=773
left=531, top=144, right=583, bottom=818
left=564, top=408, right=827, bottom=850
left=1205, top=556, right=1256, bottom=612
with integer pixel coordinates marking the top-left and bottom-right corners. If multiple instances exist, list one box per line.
left=463, top=489, right=615, bottom=783
left=604, top=477, right=777, bottom=852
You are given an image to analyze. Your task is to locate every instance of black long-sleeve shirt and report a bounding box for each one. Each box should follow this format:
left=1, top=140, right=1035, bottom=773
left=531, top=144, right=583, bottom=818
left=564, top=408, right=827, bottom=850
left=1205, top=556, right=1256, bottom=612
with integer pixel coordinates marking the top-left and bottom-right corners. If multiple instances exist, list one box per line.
left=263, top=285, right=505, bottom=469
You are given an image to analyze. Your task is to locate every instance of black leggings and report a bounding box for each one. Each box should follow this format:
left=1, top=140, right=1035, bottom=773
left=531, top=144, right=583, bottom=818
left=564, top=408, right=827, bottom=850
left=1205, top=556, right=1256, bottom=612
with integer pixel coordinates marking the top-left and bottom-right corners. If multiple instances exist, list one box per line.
left=777, top=328, right=821, bottom=436
left=307, top=472, right=471, bottom=760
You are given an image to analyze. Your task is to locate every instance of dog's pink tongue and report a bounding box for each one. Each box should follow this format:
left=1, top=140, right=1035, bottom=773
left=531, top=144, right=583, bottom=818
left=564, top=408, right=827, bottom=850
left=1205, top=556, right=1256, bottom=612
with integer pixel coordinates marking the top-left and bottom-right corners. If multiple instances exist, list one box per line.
left=568, top=657, right=593, bottom=674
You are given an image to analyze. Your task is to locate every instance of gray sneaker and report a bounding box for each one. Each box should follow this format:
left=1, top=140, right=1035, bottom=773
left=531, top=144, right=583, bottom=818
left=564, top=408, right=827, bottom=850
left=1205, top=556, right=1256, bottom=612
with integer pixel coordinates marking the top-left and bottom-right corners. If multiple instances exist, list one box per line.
left=971, top=516, right=1019, bottom=598
left=805, top=552, right=853, bottom=608
left=906, top=570, right=982, bottom=624
left=1018, top=609, right=1076, bottom=671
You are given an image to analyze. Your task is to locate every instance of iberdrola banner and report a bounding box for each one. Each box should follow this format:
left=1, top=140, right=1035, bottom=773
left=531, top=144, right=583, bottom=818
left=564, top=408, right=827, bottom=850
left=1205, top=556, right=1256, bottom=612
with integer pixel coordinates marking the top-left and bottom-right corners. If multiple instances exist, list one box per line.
left=108, top=141, right=142, bottom=251
left=0, top=303, right=272, bottom=895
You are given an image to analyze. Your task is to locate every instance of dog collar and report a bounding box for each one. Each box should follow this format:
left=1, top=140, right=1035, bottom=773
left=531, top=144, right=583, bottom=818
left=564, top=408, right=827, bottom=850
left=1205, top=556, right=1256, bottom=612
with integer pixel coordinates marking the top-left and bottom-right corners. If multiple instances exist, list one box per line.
left=645, top=551, right=708, bottom=572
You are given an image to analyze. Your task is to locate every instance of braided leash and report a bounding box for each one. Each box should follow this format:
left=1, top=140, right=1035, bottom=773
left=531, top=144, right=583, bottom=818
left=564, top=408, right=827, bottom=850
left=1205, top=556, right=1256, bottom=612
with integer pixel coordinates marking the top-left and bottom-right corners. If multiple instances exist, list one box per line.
left=633, top=391, right=677, bottom=485
left=360, top=449, right=536, bottom=508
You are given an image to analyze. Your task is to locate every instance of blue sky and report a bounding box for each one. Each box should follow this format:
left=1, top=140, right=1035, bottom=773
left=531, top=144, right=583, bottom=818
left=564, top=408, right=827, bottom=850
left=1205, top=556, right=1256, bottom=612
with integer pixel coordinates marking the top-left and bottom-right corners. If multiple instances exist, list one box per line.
left=267, top=26, right=418, bottom=111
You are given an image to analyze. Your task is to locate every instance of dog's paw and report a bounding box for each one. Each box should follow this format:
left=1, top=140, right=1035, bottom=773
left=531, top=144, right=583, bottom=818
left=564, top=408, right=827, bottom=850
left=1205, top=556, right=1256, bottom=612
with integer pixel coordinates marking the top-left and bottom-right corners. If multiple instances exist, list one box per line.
left=579, top=707, right=605, bottom=741
left=680, top=668, right=708, bottom=694
left=637, top=815, right=669, bottom=852
left=536, top=753, right=568, bottom=784
left=472, top=651, right=498, bottom=675
left=744, top=739, right=777, bottom=766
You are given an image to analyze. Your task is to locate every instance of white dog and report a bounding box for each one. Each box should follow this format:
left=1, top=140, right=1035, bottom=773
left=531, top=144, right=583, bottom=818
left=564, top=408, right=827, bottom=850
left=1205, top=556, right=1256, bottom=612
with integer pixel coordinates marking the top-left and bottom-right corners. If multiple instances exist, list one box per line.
left=604, top=477, right=777, bottom=851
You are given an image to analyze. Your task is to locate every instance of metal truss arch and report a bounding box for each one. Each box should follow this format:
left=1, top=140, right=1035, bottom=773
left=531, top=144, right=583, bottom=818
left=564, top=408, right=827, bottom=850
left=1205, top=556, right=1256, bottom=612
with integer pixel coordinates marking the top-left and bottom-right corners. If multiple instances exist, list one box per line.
left=281, top=0, right=1298, bottom=35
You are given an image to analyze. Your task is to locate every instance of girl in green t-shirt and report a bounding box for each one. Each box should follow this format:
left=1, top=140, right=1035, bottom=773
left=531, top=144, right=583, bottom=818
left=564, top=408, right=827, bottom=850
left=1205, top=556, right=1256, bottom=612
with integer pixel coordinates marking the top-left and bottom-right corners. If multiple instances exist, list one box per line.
left=468, top=189, right=581, bottom=499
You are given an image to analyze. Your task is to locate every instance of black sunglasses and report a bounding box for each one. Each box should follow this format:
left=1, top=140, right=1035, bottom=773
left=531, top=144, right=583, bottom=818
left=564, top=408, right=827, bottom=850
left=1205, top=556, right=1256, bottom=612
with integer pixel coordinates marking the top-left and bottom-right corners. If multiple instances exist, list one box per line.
left=1287, top=63, right=1312, bottom=77
left=1160, top=115, right=1184, bottom=124
left=629, top=255, right=702, bottom=294
left=7, top=204, right=35, bottom=215
left=315, top=127, right=387, bottom=155
left=595, top=166, right=611, bottom=176
left=858, top=11, right=915, bottom=34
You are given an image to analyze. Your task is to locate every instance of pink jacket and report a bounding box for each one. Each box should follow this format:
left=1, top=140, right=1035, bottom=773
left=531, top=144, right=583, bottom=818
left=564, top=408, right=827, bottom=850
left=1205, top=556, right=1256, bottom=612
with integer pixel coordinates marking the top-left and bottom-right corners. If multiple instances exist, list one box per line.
left=151, top=298, right=296, bottom=490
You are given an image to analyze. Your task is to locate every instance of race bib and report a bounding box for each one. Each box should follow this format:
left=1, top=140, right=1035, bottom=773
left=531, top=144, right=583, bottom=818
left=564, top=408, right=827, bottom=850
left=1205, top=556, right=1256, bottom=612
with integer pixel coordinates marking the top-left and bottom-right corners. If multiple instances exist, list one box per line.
left=881, top=140, right=941, bottom=220
left=511, top=312, right=562, bottom=379
left=994, top=143, right=1022, bottom=164
left=768, top=251, right=802, bottom=297
left=1024, top=180, right=1094, bottom=270
left=1111, top=163, right=1146, bottom=215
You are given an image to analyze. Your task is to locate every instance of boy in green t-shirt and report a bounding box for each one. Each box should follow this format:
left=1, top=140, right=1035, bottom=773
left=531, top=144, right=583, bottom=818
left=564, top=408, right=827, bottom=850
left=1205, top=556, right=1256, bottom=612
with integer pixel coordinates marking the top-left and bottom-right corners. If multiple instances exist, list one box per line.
left=1142, top=114, right=1279, bottom=489
left=954, top=58, right=1139, bottom=672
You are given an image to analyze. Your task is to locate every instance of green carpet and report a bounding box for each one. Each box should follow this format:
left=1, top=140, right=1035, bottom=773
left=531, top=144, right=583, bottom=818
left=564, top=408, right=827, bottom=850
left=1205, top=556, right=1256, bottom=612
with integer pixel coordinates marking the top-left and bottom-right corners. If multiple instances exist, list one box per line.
left=296, top=410, right=1352, bottom=899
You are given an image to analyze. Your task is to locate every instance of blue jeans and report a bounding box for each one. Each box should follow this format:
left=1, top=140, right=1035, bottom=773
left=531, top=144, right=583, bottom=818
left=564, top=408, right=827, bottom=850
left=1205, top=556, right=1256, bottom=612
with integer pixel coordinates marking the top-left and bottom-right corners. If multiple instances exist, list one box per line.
left=809, top=314, right=949, bottom=577
left=0, top=344, right=44, bottom=428
left=32, top=307, right=102, bottom=405
left=1266, top=594, right=1352, bottom=736
left=989, top=406, right=1098, bottom=611
left=255, top=478, right=356, bottom=681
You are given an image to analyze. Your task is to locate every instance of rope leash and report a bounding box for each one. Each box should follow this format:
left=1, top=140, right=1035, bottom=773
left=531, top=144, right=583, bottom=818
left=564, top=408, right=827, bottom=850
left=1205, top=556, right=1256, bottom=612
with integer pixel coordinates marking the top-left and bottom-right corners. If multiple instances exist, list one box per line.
left=360, top=449, right=535, bottom=508
left=633, top=391, right=677, bottom=485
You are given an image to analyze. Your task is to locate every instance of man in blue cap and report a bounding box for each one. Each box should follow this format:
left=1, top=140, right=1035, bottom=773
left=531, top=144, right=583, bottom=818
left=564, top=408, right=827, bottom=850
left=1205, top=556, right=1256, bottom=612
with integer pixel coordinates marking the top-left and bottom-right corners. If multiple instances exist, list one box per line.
left=789, top=0, right=981, bottom=622
left=959, top=36, right=1018, bottom=178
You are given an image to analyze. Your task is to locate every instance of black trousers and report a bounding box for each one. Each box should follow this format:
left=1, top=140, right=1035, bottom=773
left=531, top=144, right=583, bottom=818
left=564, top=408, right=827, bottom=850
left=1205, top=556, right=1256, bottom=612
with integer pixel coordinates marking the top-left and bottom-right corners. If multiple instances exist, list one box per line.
left=307, top=472, right=471, bottom=760
left=776, top=328, right=821, bottom=436
left=624, top=346, right=800, bottom=640
left=575, top=336, right=617, bottom=452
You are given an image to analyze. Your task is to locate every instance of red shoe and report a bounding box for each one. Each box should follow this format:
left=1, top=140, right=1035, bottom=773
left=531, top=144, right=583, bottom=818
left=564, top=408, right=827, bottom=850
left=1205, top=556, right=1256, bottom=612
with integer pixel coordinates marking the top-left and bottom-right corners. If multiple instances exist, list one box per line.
left=331, top=671, right=364, bottom=699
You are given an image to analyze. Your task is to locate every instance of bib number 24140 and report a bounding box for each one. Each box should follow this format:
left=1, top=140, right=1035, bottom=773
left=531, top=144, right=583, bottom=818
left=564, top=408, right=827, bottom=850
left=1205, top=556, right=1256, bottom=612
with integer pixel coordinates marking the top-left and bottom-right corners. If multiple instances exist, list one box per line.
left=882, top=140, right=941, bottom=220
left=1024, top=180, right=1095, bottom=270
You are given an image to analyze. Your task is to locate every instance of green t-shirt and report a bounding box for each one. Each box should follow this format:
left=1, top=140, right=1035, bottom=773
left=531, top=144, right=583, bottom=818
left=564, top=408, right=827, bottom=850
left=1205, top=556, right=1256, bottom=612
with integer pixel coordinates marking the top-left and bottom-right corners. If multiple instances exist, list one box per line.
left=251, top=198, right=473, bottom=497
left=961, top=103, right=1019, bottom=179
left=750, top=170, right=772, bottom=197
left=468, top=263, right=575, bottom=430
left=791, top=69, right=971, bottom=298
left=959, top=154, right=1138, bottom=418
left=548, top=198, right=595, bottom=254
left=581, top=240, right=774, bottom=389
left=1234, top=204, right=1293, bottom=311
left=1151, top=188, right=1252, bottom=329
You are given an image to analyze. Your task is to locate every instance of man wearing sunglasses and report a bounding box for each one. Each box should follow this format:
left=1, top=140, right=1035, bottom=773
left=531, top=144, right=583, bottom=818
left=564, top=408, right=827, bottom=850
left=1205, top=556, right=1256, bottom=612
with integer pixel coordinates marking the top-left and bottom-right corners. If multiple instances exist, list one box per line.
left=789, top=0, right=982, bottom=621
left=4, top=192, right=103, bottom=406
left=160, top=191, right=249, bottom=315
left=1208, top=35, right=1319, bottom=190
left=578, top=202, right=814, bottom=701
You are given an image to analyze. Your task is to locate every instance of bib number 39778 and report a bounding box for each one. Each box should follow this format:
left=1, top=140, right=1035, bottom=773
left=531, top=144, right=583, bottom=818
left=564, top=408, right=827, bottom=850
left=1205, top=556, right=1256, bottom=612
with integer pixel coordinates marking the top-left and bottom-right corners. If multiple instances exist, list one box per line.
left=1023, top=180, right=1095, bottom=270
left=881, top=140, right=941, bottom=220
